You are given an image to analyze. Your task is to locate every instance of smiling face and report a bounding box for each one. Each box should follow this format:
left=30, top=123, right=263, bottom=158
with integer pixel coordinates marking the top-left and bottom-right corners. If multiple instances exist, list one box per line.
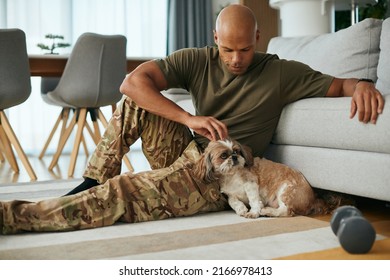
left=214, top=5, right=260, bottom=75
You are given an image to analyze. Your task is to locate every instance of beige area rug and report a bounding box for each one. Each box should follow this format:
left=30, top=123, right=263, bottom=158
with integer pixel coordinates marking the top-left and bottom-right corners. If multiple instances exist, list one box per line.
left=0, top=180, right=388, bottom=260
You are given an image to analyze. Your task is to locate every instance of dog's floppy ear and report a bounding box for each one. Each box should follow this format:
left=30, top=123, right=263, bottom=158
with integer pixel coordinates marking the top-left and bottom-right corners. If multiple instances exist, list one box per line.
left=192, top=152, right=218, bottom=184
left=240, top=144, right=254, bottom=167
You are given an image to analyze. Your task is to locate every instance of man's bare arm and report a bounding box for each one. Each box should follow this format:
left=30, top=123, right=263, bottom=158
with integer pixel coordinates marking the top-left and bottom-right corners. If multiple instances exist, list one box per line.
left=119, top=61, right=228, bottom=141
left=326, top=78, right=385, bottom=124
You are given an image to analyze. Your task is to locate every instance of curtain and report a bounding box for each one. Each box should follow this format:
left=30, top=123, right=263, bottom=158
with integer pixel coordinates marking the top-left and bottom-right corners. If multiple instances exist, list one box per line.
left=167, top=0, right=214, bottom=54
left=0, top=0, right=167, bottom=154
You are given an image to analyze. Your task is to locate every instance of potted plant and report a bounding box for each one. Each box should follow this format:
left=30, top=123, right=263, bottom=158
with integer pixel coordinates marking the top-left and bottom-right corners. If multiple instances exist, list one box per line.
left=37, top=34, right=71, bottom=54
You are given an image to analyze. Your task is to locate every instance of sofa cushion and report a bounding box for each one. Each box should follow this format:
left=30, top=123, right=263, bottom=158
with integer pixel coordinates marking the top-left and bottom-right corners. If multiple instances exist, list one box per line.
left=264, top=144, right=390, bottom=201
left=176, top=99, right=196, bottom=115
left=271, top=95, right=390, bottom=154
left=267, top=18, right=382, bottom=80
left=161, top=88, right=191, bottom=103
left=376, top=18, right=390, bottom=95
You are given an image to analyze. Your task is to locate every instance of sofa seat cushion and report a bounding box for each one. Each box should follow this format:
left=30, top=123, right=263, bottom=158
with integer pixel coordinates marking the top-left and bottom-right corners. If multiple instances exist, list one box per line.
left=376, top=18, right=390, bottom=95
left=176, top=99, right=195, bottom=115
left=264, top=144, right=390, bottom=201
left=162, top=88, right=191, bottom=103
left=267, top=18, right=382, bottom=80
left=272, top=95, right=390, bottom=154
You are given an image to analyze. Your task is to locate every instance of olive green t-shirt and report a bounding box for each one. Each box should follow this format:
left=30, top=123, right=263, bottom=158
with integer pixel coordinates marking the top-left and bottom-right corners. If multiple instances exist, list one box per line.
left=155, top=46, right=333, bottom=157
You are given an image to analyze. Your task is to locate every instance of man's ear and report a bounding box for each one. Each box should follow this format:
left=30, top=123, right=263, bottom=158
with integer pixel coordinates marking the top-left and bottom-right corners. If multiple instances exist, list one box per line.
left=255, top=29, right=260, bottom=43
left=213, top=30, right=219, bottom=45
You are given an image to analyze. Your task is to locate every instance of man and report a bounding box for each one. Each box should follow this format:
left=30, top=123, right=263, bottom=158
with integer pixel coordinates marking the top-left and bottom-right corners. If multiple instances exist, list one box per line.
left=0, top=5, right=384, bottom=234
left=70, top=3, right=384, bottom=194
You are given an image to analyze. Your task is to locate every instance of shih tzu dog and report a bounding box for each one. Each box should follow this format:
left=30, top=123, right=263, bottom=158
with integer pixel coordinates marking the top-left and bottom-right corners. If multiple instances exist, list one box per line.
left=193, top=138, right=342, bottom=218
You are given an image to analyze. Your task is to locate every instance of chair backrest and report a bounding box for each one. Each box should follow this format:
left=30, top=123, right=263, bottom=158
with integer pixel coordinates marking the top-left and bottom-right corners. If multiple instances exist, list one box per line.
left=40, top=77, right=61, bottom=106
left=41, top=77, right=61, bottom=94
left=48, top=33, right=127, bottom=108
left=0, top=29, right=31, bottom=110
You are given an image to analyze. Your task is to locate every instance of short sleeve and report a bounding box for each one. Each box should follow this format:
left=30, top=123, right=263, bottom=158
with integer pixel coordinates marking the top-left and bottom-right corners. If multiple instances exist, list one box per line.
left=154, top=48, right=207, bottom=91
left=279, top=59, right=334, bottom=105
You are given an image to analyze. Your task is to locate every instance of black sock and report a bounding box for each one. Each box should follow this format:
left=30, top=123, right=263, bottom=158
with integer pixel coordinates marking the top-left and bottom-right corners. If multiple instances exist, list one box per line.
left=63, top=178, right=99, bottom=196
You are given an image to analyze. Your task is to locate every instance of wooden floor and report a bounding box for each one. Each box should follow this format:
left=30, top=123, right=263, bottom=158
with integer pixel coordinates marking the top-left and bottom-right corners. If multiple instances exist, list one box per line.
left=316, top=196, right=390, bottom=239
left=1, top=150, right=389, bottom=239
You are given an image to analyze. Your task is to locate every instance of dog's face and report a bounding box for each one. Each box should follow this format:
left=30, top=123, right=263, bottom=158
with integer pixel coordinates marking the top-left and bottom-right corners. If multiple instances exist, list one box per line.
left=193, top=138, right=253, bottom=183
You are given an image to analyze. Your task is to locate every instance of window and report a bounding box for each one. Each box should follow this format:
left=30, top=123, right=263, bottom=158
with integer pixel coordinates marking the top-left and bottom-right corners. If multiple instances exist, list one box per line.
left=0, top=0, right=167, bottom=154
left=1, top=0, right=167, bottom=57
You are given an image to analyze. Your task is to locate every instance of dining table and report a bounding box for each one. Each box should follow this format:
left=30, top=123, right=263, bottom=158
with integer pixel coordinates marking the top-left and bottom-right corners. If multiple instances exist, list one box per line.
left=28, top=54, right=152, bottom=77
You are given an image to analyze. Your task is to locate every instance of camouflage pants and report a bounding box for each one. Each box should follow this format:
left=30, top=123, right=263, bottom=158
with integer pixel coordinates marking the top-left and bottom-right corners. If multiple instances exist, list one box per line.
left=0, top=97, right=228, bottom=234
left=84, top=96, right=195, bottom=183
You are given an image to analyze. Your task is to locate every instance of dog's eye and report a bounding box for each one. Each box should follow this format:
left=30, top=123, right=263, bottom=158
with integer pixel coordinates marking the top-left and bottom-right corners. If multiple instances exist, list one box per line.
left=220, top=152, right=228, bottom=159
left=233, top=149, right=240, bottom=155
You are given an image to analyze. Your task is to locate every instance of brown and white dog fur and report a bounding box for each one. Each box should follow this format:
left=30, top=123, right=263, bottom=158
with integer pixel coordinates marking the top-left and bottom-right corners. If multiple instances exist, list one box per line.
left=193, top=139, right=342, bottom=218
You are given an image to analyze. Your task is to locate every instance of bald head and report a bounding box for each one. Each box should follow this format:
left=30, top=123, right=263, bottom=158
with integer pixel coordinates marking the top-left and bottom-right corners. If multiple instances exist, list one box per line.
left=214, top=5, right=259, bottom=75
left=215, top=4, right=258, bottom=39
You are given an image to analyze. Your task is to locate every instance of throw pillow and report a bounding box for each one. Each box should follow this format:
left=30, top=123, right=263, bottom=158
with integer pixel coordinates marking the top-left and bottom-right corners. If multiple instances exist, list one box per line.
left=267, top=18, right=382, bottom=80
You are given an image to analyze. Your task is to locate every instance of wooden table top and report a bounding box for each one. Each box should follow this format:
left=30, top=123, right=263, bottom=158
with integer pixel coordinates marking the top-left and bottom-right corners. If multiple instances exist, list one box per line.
left=28, top=54, right=152, bottom=77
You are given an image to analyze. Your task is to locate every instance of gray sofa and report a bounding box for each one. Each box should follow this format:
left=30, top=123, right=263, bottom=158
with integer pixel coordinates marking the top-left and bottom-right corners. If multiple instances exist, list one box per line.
left=164, top=18, right=390, bottom=202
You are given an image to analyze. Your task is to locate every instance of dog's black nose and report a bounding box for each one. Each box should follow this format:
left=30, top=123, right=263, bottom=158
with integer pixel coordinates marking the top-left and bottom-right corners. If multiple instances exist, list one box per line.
left=232, top=155, right=238, bottom=163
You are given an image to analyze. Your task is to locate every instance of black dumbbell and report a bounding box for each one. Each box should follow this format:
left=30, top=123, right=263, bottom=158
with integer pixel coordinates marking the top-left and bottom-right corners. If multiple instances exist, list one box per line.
left=330, top=205, right=376, bottom=254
